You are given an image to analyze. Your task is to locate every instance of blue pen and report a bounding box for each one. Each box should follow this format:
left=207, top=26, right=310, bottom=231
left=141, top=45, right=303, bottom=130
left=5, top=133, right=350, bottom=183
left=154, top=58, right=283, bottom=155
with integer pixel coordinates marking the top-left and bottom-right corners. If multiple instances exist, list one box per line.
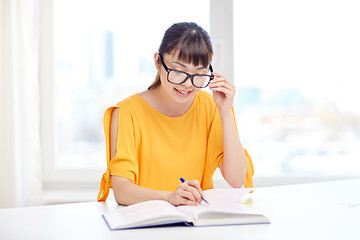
left=180, top=177, right=209, bottom=204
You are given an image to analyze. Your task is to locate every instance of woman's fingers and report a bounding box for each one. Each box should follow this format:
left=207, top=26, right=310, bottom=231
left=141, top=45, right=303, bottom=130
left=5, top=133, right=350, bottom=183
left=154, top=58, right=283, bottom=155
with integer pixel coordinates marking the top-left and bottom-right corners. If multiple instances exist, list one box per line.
left=169, top=180, right=203, bottom=206
left=209, top=74, right=235, bottom=96
left=182, top=180, right=203, bottom=202
left=208, top=72, right=236, bottom=113
left=178, top=188, right=199, bottom=203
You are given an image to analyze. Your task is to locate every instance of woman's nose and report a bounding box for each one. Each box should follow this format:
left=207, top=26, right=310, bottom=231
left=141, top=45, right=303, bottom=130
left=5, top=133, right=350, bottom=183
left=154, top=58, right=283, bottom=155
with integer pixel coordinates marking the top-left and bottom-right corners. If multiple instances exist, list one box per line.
left=182, top=76, right=194, bottom=88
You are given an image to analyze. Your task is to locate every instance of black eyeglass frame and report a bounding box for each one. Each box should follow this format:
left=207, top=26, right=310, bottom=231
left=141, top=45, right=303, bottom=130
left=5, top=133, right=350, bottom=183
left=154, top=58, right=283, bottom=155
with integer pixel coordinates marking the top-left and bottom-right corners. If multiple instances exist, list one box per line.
left=159, top=54, right=214, bottom=88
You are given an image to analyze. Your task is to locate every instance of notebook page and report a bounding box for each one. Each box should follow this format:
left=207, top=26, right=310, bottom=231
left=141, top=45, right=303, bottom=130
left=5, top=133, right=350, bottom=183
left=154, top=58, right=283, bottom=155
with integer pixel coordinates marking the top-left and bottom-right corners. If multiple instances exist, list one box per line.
left=203, top=188, right=253, bottom=204
left=104, top=200, right=187, bottom=229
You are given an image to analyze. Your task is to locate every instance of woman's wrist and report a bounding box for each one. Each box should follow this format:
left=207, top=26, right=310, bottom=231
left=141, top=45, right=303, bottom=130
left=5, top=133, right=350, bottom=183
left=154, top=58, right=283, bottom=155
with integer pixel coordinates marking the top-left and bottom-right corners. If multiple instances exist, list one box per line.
left=163, top=191, right=172, bottom=203
left=219, top=108, right=234, bottom=121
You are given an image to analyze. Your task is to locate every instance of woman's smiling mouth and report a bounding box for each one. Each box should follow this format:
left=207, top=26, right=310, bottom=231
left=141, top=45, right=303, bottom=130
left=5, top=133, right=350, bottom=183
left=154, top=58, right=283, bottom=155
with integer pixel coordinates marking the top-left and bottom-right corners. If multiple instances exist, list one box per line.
left=174, top=88, right=193, bottom=96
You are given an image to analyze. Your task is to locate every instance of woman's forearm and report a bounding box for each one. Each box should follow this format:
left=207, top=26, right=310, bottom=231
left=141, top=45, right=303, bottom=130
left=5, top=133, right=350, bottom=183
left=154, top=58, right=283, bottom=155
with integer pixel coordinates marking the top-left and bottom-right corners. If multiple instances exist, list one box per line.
left=111, top=176, right=170, bottom=205
left=220, top=110, right=248, bottom=188
left=111, top=176, right=205, bottom=206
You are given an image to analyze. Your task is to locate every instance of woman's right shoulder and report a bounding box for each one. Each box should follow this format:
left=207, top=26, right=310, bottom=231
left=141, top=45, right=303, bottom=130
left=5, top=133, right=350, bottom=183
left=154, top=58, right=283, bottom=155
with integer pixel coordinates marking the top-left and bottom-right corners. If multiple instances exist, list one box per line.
left=103, top=94, right=142, bottom=120
left=110, top=93, right=142, bottom=111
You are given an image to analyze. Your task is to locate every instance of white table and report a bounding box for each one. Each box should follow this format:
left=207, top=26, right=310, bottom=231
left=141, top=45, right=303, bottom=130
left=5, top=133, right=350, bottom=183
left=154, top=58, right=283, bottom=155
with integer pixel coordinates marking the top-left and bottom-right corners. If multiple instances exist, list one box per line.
left=0, top=179, right=359, bottom=240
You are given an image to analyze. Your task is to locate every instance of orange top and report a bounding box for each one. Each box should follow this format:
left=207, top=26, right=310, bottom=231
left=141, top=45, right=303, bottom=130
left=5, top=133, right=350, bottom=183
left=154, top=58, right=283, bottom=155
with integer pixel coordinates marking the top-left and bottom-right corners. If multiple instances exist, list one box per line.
left=97, top=91, right=254, bottom=201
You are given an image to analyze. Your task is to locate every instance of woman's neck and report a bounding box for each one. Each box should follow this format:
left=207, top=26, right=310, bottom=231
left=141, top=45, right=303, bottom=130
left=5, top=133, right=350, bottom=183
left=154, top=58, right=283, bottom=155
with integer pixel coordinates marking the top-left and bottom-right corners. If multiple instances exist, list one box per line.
left=140, top=87, right=194, bottom=118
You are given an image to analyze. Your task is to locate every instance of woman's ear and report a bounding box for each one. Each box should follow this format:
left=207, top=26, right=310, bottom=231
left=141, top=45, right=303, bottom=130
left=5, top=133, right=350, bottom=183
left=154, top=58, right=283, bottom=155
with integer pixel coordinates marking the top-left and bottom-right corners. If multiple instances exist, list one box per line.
left=154, top=52, right=160, bottom=71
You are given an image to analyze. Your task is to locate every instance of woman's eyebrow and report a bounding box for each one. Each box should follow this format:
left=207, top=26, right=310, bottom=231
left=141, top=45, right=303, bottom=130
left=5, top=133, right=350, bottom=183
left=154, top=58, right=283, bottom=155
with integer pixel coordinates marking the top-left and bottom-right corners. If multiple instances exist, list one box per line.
left=171, top=61, right=208, bottom=70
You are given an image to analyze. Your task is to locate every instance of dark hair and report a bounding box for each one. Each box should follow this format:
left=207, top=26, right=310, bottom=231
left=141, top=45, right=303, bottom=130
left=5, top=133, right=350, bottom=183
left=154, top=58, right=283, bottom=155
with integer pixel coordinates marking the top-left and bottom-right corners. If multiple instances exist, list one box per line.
left=148, top=22, right=213, bottom=90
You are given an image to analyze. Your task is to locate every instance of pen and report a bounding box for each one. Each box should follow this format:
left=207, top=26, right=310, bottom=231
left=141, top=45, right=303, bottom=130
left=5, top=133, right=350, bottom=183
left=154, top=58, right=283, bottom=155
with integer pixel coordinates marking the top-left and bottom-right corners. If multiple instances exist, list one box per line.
left=180, top=177, right=209, bottom=204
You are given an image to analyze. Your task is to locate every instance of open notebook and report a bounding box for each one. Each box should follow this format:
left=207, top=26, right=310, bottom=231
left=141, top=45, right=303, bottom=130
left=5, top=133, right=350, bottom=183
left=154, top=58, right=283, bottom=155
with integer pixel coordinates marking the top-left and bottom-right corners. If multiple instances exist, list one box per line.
left=102, top=188, right=270, bottom=230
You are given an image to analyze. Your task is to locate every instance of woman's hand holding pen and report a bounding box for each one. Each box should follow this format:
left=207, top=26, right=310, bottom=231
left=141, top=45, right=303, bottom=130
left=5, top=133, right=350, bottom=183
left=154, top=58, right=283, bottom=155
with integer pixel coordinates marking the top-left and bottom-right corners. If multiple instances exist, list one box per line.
left=208, top=73, right=235, bottom=114
left=167, top=179, right=204, bottom=206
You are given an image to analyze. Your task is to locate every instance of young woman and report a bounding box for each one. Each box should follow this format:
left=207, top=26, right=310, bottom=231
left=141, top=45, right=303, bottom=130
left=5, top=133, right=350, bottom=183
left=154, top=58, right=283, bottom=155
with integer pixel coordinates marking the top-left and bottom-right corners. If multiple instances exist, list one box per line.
left=97, top=22, right=254, bottom=206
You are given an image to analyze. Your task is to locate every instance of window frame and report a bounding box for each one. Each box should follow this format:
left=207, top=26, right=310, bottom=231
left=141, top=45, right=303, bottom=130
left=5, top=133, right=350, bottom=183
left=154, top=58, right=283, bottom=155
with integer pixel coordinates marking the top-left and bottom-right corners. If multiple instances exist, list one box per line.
left=40, top=0, right=103, bottom=190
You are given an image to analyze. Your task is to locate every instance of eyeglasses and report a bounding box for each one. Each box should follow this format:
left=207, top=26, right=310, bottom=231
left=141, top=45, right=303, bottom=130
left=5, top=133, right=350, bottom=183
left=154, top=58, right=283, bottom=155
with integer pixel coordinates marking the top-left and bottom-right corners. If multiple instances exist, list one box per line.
left=159, top=54, right=214, bottom=88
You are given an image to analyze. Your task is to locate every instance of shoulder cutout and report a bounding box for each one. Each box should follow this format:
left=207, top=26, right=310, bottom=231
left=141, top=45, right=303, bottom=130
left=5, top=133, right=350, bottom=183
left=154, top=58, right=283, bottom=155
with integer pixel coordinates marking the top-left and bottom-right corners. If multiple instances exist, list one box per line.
left=110, top=108, right=119, bottom=160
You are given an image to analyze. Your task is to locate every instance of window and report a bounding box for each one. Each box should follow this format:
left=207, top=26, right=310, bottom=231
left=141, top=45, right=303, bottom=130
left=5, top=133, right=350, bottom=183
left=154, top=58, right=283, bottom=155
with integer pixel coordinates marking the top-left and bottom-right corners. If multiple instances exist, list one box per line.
left=42, top=0, right=360, bottom=195
left=233, top=0, right=360, bottom=178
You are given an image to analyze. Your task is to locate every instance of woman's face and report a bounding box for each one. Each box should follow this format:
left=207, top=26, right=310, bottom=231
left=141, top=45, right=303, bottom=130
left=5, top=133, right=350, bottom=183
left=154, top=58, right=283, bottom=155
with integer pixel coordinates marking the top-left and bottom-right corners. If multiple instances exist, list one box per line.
left=155, top=52, right=210, bottom=105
